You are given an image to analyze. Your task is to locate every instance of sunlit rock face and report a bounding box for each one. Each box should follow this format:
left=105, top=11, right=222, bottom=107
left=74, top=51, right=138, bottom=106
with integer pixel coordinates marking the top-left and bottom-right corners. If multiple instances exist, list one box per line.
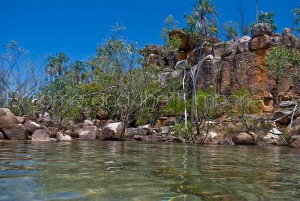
left=141, top=23, right=300, bottom=112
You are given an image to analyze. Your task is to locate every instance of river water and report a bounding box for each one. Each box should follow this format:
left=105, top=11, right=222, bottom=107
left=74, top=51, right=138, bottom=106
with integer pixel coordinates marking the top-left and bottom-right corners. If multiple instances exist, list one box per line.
left=0, top=141, right=300, bottom=200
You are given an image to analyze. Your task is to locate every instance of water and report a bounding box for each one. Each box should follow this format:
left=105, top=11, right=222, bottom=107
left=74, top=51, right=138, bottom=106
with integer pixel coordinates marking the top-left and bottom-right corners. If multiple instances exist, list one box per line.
left=1, top=141, right=300, bottom=201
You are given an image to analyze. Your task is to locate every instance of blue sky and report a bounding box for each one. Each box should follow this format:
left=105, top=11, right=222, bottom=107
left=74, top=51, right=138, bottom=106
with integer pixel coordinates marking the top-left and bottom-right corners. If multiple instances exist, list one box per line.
left=0, top=0, right=299, bottom=62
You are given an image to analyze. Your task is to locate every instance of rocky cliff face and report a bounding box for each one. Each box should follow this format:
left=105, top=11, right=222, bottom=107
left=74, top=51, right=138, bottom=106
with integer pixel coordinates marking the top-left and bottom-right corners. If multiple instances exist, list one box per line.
left=141, top=23, right=300, bottom=112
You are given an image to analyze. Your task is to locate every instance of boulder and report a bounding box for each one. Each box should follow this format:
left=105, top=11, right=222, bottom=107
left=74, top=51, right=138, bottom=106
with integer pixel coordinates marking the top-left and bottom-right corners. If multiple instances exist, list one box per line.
left=23, top=120, right=41, bottom=134
left=100, top=122, right=124, bottom=140
left=223, top=41, right=238, bottom=57
left=126, top=128, right=148, bottom=137
left=84, top=120, right=94, bottom=126
left=232, top=132, right=257, bottom=145
left=74, top=126, right=97, bottom=140
left=161, top=126, right=170, bottom=134
left=3, top=124, right=27, bottom=140
left=251, top=23, right=272, bottom=38
left=250, top=35, right=271, bottom=50
left=32, top=129, right=50, bottom=142
left=0, top=108, right=19, bottom=129
left=280, top=28, right=300, bottom=48
left=16, top=116, right=26, bottom=124
left=212, top=42, right=226, bottom=58
left=290, top=136, right=300, bottom=148
left=147, top=54, right=165, bottom=67
left=56, top=132, right=72, bottom=141
left=139, top=124, right=153, bottom=134
left=237, top=36, right=250, bottom=53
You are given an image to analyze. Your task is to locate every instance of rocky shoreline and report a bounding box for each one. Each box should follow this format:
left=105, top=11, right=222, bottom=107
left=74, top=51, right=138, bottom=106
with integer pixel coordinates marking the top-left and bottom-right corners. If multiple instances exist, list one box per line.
left=1, top=105, right=300, bottom=149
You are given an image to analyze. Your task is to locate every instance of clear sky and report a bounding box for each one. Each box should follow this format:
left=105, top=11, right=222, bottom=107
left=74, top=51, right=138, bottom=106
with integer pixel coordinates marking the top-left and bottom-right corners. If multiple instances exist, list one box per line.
left=0, top=0, right=299, bottom=62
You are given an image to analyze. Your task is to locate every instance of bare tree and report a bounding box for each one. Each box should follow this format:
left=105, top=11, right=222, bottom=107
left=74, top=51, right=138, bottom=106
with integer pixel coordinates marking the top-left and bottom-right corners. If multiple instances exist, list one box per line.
left=239, top=2, right=250, bottom=36
left=0, top=41, right=41, bottom=115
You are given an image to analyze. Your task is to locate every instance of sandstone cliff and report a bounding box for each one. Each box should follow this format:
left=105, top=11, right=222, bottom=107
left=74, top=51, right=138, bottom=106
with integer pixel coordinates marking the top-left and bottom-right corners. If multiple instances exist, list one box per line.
left=141, top=23, right=300, bottom=112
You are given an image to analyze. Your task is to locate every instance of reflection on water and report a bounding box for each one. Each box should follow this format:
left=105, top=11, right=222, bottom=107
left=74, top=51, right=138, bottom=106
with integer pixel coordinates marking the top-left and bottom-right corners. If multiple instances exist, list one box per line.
left=1, top=141, right=300, bottom=200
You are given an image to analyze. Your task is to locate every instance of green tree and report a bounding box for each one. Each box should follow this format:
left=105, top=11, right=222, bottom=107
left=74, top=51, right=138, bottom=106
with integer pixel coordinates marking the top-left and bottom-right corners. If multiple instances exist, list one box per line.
left=259, top=11, right=277, bottom=32
left=88, top=24, right=166, bottom=139
left=184, top=0, right=218, bottom=36
left=230, top=89, right=260, bottom=131
left=184, top=0, right=218, bottom=136
left=222, top=21, right=239, bottom=40
left=292, top=5, right=300, bottom=37
left=160, top=15, right=179, bottom=45
left=46, top=52, right=70, bottom=78
left=266, top=46, right=300, bottom=98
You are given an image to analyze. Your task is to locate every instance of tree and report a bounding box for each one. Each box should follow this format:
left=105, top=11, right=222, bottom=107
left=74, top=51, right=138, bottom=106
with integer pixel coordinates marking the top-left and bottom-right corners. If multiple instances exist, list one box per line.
left=259, top=11, right=277, bottom=32
left=256, top=0, right=259, bottom=24
left=292, top=5, right=300, bottom=37
left=160, top=15, right=179, bottom=45
left=222, top=21, right=239, bottom=40
left=45, top=52, right=70, bottom=78
left=88, top=24, right=166, bottom=139
left=184, top=0, right=218, bottom=37
left=0, top=41, right=41, bottom=115
left=238, top=2, right=251, bottom=36
left=184, top=0, right=218, bottom=136
left=230, top=89, right=260, bottom=132
left=266, top=46, right=300, bottom=98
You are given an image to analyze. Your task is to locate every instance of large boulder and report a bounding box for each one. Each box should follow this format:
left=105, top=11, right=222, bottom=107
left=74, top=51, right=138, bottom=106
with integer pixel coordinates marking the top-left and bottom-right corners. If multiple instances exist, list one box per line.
left=100, top=122, right=124, bottom=140
left=126, top=128, right=148, bottom=138
left=3, top=124, right=27, bottom=140
left=232, top=132, right=257, bottom=145
left=0, top=108, right=19, bottom=129
left=251, top=23, right=272, bottom=38
left=32, top=129, right=50, bottom=142
left=74, top=126, right=97, bottom=140
left=23, top=120, right=41, bottom=134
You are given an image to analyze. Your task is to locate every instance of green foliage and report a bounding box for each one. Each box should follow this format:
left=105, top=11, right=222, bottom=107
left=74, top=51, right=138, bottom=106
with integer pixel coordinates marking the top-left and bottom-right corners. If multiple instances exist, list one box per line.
left=292, top=6, right=300, bottom=36
left=258, top=11, right=277, bottom=32
left=222, top=21, right=239, bottom=40
left=46, top=52, right=70, bottom=77
left=163, top=93, right=186, bottom=116
left=229, top=89, right=260, bottom=131
left=160, top=15, right=179, bottom=45
left=165, top=36, right=182, bottom=50
left=197, top=87, right=225, bottom=121
left=184, top=0, right=218, bottom=37
left=172, top=121, right=193, bottom=137
left=266, top=46, right=300, bottom=81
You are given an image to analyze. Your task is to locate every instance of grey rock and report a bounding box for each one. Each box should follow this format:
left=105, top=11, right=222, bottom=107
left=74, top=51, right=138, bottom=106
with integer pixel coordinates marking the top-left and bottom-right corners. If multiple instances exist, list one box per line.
left=251, top=23, right=272, bottom=38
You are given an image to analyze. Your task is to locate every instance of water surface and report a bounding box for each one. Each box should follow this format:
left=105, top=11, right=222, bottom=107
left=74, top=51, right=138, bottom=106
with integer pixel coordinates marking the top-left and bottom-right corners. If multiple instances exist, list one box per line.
left=0, top=141, right=300, bottom=200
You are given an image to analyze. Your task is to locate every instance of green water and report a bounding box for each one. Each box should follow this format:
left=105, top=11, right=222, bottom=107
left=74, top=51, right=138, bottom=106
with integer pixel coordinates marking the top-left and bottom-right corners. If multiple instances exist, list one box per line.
left=0, top=141, right=300, bottom=201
